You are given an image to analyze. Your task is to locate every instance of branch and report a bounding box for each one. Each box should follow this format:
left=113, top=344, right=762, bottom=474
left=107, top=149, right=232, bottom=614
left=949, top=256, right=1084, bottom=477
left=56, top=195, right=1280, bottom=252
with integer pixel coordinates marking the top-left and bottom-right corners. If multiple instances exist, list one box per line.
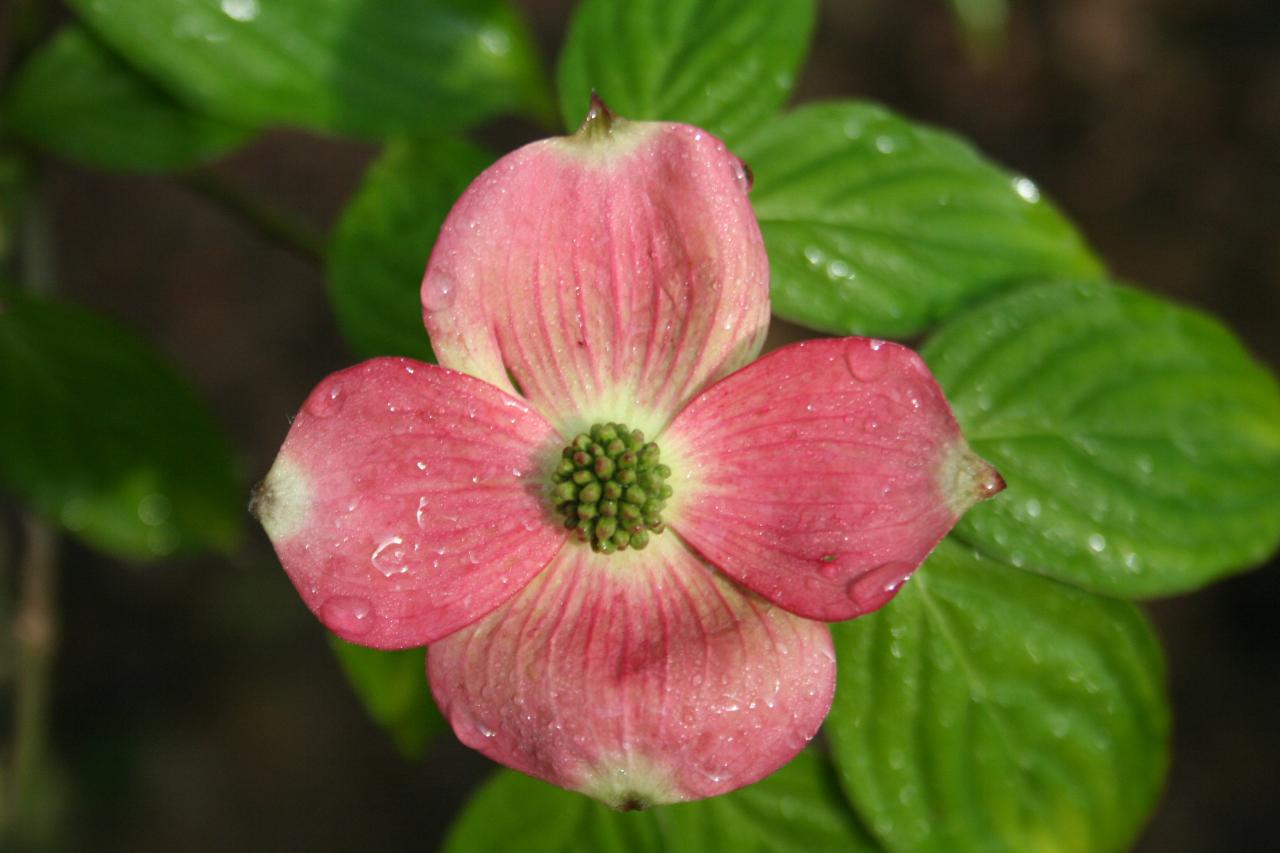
left=3, top=514, right=57, bottom=845
left=180, top=170, right=326, bottom=265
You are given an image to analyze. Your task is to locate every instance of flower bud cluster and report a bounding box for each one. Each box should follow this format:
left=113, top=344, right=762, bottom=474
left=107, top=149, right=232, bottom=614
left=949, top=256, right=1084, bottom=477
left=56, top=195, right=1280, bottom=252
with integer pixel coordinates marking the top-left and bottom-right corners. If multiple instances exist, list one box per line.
left=550, top=422, right=673, bottom=553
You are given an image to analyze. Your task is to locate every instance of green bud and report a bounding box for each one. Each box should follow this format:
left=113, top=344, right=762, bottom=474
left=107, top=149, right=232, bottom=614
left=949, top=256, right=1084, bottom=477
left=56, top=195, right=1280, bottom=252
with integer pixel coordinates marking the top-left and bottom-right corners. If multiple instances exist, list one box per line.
left=550, top=421, right=673, bottom=555
left=595, top=516, right=618, bottom=540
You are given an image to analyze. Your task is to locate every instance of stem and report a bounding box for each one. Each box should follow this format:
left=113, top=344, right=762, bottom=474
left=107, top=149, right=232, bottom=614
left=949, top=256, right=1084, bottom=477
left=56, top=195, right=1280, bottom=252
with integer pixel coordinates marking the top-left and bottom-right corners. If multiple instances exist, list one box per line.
left=180, top=170, right=326, bottom=265
left=3, top=515, right=57, bottom=846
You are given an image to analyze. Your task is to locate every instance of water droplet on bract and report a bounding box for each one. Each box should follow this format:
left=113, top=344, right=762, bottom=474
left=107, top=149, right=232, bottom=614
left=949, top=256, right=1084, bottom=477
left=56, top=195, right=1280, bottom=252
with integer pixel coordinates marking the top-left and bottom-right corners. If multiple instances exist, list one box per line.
left=844, top=340, right=887, bottom=382
left=847, top=563, right=914, bottom=611
left=306, top=383, right=344, bottom=417
left=1024, top=498, right=1041, bottom=519
left=422, top=274, right=457, bottom=313
left=371, top=535, right=407, bottom=577
left=875, top=134, right=898, bottom=154
left=321, top=597, right=373, bottom=635
left=1087, top=533, right=1108, bottom=553
left=731, top=158, right=753, bottom=193
left=416, top=497, right=430, bottom=529
left=803, top=246, right=826, bottom=267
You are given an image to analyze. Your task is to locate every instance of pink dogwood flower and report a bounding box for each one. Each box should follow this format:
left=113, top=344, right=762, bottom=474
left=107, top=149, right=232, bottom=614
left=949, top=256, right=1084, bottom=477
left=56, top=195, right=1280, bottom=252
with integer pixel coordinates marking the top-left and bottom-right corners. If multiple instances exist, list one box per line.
left=251, top=99, right=1003, bottom=809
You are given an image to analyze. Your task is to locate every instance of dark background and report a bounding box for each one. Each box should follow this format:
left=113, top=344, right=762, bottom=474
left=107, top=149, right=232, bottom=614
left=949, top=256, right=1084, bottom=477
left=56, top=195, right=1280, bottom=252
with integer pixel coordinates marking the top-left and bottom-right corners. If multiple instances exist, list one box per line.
left=16, top=0, right=1280, bottom=849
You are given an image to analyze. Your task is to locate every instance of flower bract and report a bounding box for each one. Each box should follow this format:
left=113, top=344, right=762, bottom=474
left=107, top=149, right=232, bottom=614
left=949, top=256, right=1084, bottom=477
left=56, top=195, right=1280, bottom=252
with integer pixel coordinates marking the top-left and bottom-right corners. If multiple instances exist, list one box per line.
left=252, top=99, right=1003, bottom=808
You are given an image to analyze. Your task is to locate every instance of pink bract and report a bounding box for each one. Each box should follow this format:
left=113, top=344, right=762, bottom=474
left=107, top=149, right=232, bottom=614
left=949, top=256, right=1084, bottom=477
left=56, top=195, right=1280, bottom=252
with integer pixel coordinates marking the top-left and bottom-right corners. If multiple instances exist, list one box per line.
left=252, top=102, right=1003, bottom=808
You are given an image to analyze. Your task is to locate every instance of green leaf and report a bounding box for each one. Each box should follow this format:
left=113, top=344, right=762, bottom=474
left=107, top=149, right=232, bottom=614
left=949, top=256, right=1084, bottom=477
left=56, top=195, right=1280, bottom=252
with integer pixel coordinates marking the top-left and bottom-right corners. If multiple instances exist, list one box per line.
left=2, top=27, right=251, bottom=173
left=556, top=0, right=816, bottom=144
left=0, top=290, right=240, bottom=558
left=330, top=638, right=443, bottom=758
left=444, top=750, right=879, bottom=853
left=66, top=0, right=551, bottom=137
left=735, top=101, right=1103, bottom=337
left=925, top=279, right=1280, bottom=597
left=327, top=137, right=490, bottom=360
left=828, top=539, right=1168, bottom=853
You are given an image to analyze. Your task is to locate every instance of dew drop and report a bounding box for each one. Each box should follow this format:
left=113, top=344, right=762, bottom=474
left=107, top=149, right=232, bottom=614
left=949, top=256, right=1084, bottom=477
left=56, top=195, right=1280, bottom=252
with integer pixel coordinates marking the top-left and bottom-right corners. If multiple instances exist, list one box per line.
left=306, top=383, right=344, bottom=417
left=416, top=497, right=430, bottom=529
left=1012, top=176, right=1041, bottom=203
left=847, top=563, right=914, bottom=611
left=732, top=158, right=753, bottom=193
left=371, top=535, right=407, bottom=577
left=1024, top=498, right=1042, bottom=519
left=220, top=0, right=258, bottom=22
left=321, top=597, right=372, bottom=635
left=477, top=26, right=510, bottom=56
left=137, top=493, right=171, bottom=526
left=422, top=274, right=457, bottom=312
left=844, top=340, right=887, bottom=382
left=1087, top=533, right=1108, bottom=553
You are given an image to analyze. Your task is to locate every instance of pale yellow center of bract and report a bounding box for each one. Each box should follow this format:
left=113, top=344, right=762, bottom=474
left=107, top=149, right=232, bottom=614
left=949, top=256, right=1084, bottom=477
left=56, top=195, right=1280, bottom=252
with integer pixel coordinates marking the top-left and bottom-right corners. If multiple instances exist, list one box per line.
left=574, top=750, right=683, bottom=810
left=250, top=452, right=310, bottom=541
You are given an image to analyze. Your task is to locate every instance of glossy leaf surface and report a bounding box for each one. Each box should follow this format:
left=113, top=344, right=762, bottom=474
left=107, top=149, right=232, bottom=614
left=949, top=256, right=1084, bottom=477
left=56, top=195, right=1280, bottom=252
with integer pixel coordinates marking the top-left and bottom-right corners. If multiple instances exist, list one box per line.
left=443, top=750, right=878, bottom=852
left=2, top=27, right=250, bottom=172
left=328, top=137, right=490, bottom=360
left=330, top=638, right=443, bottom=759
left=925, top=280, right=1280, bottom=596
left=67, top=0, right=549, bottom=136
left=828, top=539, right=1168, bottom=853
left=737, top=102, right=1102, bottom=337
left=0, top=290, right=240, bottom=558
left=557, top=0, right=815, bottom=144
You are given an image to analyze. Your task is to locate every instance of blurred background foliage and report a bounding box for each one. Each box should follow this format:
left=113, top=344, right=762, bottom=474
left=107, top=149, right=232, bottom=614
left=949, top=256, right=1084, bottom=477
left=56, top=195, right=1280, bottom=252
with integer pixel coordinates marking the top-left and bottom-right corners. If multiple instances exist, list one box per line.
left=0, top=0, right=1277, bottom=850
